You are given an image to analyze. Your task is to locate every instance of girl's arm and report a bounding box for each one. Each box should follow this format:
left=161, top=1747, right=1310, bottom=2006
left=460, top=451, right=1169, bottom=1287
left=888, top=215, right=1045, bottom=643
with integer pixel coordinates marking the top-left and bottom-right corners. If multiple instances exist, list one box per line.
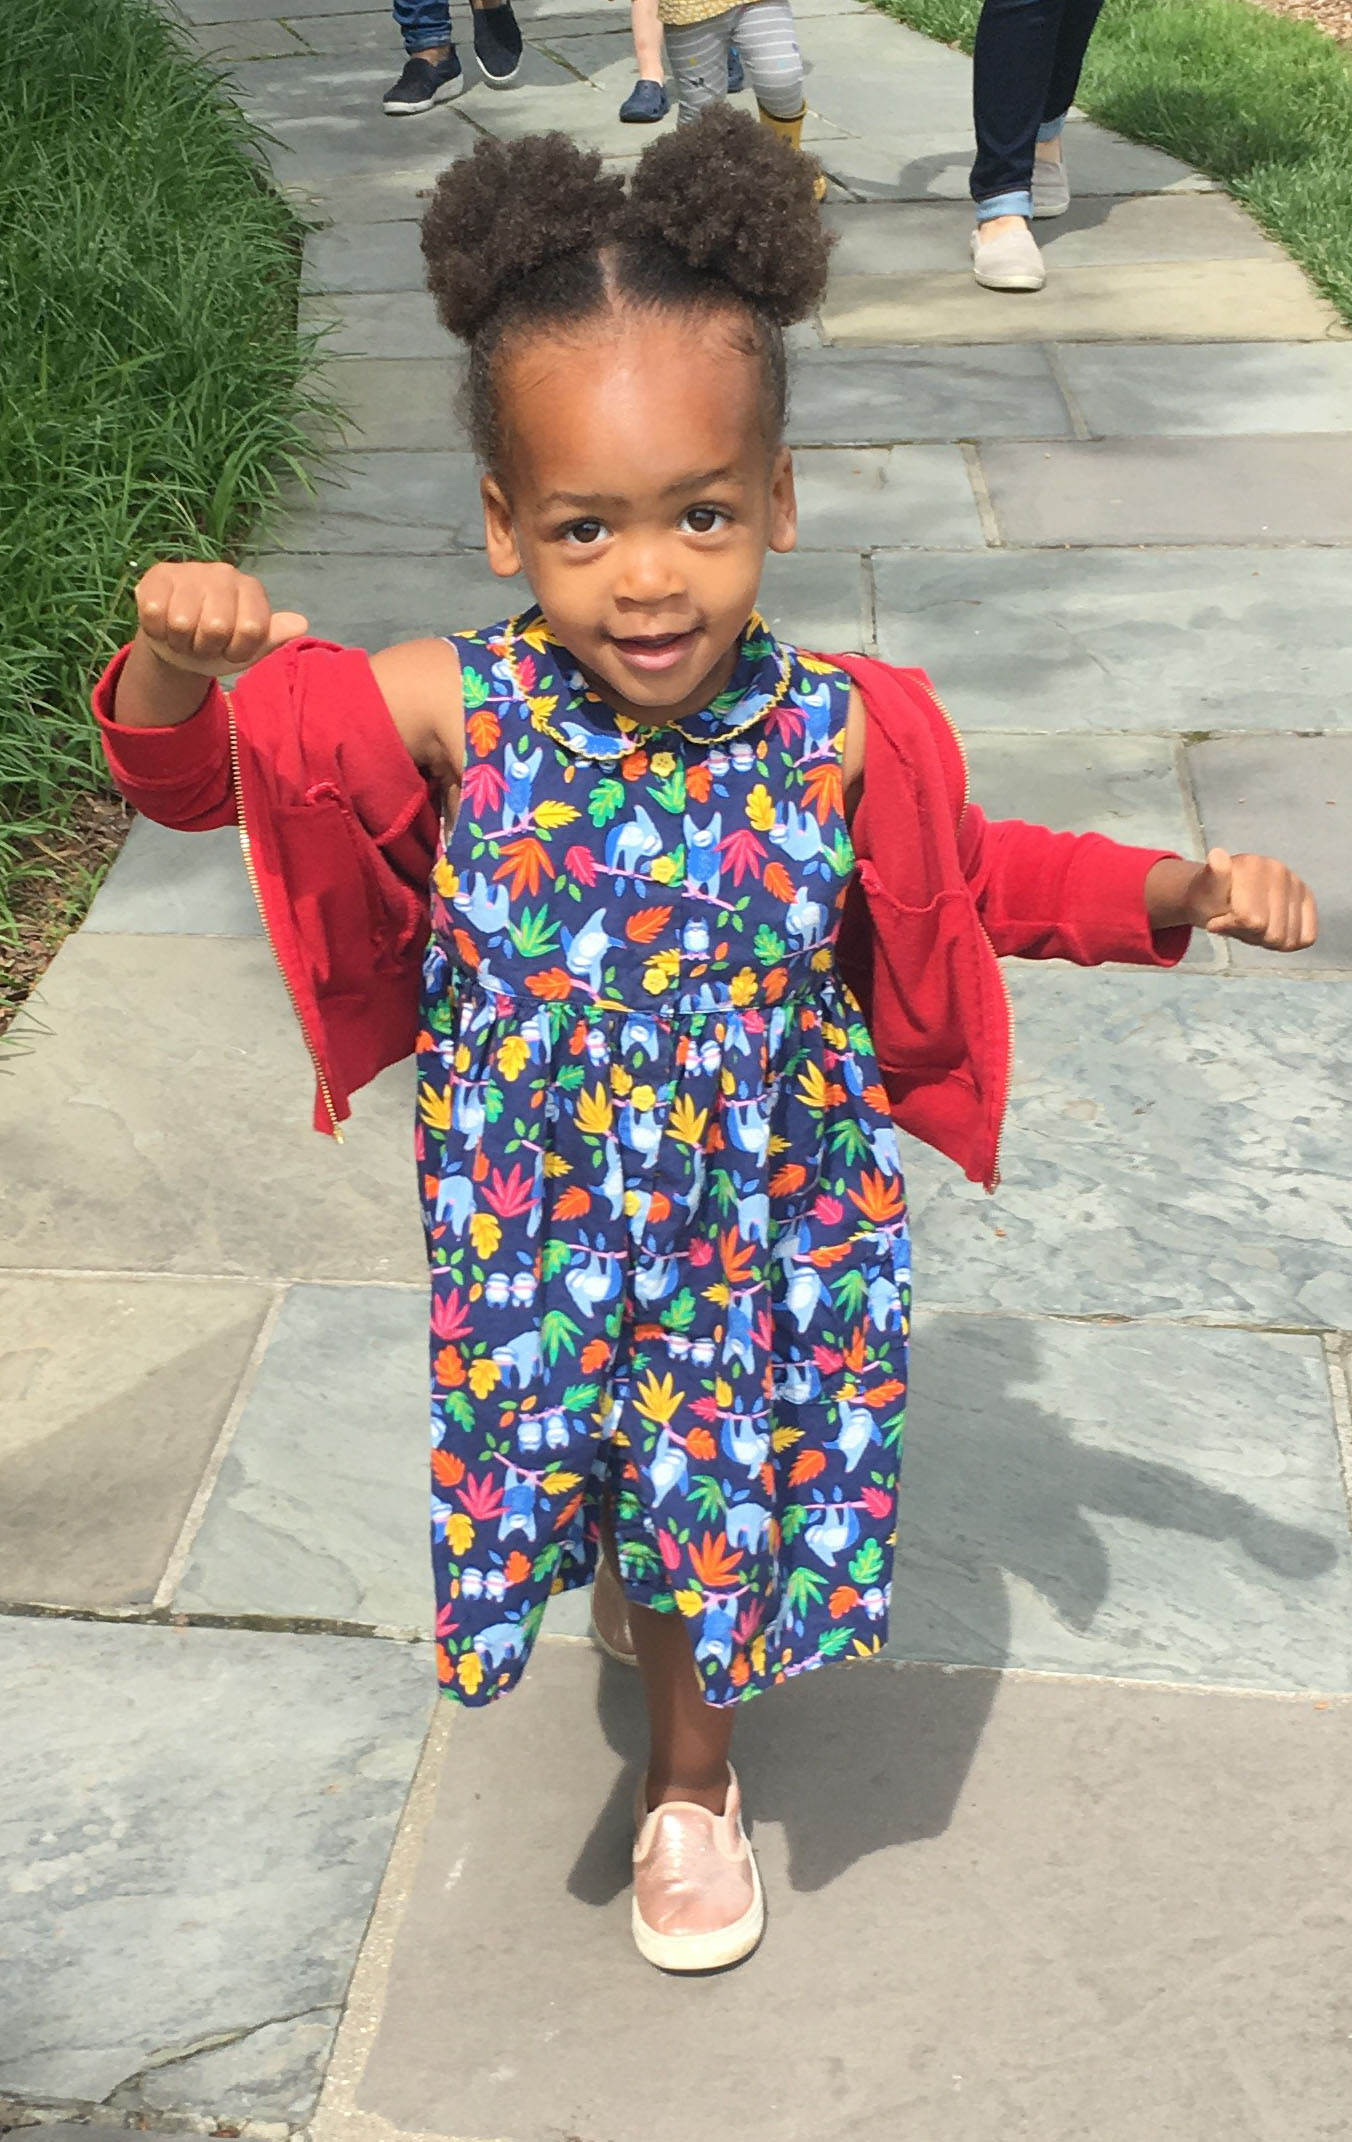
left=111, top=560, right=465, bottom=782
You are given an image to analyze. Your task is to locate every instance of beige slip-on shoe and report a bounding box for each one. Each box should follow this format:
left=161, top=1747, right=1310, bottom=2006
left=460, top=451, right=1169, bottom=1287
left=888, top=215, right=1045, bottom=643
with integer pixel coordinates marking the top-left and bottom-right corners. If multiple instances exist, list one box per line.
left=971, top=221, right=1046, bottom=292
left=1032, top=151, right=1071, bottom=218
left=632, top=1766, right=765, bottom=1972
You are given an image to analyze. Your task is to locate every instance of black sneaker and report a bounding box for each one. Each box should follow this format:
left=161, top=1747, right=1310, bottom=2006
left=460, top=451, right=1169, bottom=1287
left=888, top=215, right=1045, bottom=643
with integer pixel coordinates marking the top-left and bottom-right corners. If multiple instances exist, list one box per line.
left=619, top=76, right=669, bottom=121
left=383, top=51, right=465, bottom=114
left=472, top=2, right=523, bottom=86
left=727, top=43, right=744, bottom=93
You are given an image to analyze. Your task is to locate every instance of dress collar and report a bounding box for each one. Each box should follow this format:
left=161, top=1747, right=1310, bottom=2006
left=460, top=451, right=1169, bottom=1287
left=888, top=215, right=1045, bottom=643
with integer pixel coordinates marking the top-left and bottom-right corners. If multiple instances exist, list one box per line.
left=500, top=606, right=792, bottom=763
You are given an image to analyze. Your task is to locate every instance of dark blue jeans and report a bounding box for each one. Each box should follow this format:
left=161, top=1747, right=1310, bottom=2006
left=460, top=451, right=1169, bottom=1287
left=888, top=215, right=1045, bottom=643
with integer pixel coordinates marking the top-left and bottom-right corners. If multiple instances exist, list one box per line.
left=970, top=0, right=1105, bottom=219
left=394, top=0, right=452, bottom=53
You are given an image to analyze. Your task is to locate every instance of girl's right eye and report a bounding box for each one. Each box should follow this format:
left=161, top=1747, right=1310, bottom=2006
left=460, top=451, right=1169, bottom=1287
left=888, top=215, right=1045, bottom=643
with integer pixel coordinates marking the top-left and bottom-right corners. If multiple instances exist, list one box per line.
left=561, top=518, right=608, bottom=547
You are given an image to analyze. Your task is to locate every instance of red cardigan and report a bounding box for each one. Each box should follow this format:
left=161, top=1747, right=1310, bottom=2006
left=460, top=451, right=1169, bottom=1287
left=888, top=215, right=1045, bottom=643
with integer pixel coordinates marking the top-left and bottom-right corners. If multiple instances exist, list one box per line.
left=92, top=640, right=1187, bottom=1189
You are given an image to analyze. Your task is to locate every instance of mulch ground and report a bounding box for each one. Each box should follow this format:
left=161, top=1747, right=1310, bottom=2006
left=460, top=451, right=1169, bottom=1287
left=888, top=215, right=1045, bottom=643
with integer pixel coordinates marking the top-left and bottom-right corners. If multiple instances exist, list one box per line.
left=1250, top=0, right=1352, bottom=39
left=1, top=793, right=131, bottom=1037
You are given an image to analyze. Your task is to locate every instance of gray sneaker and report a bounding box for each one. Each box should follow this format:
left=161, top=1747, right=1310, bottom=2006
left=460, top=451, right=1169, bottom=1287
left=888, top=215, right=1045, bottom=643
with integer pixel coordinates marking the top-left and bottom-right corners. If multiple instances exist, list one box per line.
left=1031, top=151, right=1071, bottom=218
left=971, top=221, right=1046, bottom=292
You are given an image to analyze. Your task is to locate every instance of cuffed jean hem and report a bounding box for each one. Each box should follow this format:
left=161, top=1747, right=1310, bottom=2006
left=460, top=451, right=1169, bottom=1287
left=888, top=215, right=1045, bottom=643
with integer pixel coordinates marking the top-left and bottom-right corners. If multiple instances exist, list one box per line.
left=975, top=188, right=1033, bottom=222
left=1037, top=111, right=1067, bottom=140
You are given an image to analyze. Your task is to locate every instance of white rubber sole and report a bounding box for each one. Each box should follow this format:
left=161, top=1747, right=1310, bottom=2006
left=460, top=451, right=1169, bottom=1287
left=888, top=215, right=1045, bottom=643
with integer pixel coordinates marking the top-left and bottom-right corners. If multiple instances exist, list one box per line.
left=972, top=263, right=1046, bottom=291
left=383, top=75, right=466, bottom=116
left=631, top=1855, right=765, bottom=1973
left=475, top=55, right=523, bottom=87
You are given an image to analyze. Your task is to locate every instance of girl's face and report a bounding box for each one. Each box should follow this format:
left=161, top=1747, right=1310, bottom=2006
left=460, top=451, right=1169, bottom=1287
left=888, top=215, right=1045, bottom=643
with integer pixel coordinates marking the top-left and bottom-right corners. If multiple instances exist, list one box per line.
left=481, top=307, right=797, bottom=726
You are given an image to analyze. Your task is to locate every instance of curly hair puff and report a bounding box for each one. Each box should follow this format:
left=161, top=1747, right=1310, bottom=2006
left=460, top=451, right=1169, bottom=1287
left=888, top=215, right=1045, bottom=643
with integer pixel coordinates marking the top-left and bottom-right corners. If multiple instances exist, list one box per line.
left=419, top=108, right=833, bottom=473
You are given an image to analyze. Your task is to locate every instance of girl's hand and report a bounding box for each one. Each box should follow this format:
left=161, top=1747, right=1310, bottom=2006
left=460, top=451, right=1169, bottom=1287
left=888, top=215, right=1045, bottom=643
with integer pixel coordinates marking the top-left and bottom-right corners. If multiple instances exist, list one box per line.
left=135, top=561, right=308, bottom=677
left=1187, top=848, right=1317, bottom=950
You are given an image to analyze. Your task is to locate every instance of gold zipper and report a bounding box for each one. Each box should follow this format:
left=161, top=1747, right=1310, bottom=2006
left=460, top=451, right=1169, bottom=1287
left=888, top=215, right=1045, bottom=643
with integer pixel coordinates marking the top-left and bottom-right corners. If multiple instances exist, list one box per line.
left=227, top=695, right=344, bottom=1143
left=928, top=684, right=1009, bottom=1192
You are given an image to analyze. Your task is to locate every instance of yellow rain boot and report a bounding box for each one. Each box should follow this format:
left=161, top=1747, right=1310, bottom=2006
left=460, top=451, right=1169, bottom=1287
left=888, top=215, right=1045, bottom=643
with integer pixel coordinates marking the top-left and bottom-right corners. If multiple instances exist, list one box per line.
left=757, top=102, right=828, bottom=200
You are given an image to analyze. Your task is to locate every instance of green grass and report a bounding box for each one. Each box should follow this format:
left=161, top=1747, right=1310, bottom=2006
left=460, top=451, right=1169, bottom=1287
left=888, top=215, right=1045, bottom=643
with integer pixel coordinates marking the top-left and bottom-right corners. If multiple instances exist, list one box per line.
left=0, top=0, right=333, bottom=942
left=869, top=0, right=1352, bottom=324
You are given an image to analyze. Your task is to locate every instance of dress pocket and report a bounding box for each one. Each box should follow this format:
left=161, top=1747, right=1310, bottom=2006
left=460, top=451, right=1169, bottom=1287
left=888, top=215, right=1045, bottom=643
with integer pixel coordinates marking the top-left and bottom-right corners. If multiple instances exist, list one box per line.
left=856, top=875, right=983, bottom=1086
left=276, top=788, right=401, bottom=984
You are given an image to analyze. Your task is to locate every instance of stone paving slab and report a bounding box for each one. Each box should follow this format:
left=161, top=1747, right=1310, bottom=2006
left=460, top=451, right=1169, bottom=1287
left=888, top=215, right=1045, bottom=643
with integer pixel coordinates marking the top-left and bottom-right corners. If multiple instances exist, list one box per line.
left=872, top=548, right=1352, bottom=731
left=322, top=356, right=469, bottom=452
left=790, top=444, right=984, bottom=547
left=302, top=289, right=446, bottom=360
left=0, top=1275, right=270, bottom=1610
left=82, top=816, right=263, bottom=936
left=982, top=436, right=1352, bottom=546
left=818, top=115, right=1211, bottom=204
left=270, top=449, right=485, bottom=552
left=175, top=0, right=385, bottom=20
left=258, top=111, right=479, bottom=196
left=1187, top=735, right=1352, bottom=970
left=890, top=1311, right=1352, bottom=1687
left=0, top=1618, right=433, bottom=2116
left=175, top=1283, right=429, bottom=1626
left=823, top=259, right=1347, bottom=347
left=186, top=16, right=310, bottom=58
left=0, top=936, right=425, bottom=1284
left=787, top=345, right=1073, bottom=443
left=305, top=220, right=425, bottom=293
left=906, top=968, right=1352, bottom=1328
left=822, top=194, right=1279, bottom=276
left=1057, top=340, right=1352, bottom=437
left=337, top=1649, right=1352, bottom=2142
left=247, top=548, right=517, bottom=644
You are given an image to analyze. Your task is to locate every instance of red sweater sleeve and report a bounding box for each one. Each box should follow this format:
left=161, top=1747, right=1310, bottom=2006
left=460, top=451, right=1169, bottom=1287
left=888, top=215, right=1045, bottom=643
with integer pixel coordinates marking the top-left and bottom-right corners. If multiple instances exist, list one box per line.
left=959, top=804, right=1190, bottom=967
left=92, top=643, right=237, bottom=831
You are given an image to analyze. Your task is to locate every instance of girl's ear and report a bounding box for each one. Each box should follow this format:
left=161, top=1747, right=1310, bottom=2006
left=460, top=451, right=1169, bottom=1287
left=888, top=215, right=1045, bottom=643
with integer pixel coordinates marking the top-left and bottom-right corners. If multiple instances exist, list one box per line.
left=481, top=473, right=523, bottom=578
left=768, top=447, right=797, bottom=556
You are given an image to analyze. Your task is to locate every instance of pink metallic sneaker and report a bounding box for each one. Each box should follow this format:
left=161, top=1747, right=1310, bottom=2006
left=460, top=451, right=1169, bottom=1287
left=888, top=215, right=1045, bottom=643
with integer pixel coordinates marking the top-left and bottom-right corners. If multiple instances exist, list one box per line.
left=590, top=1553, right=637, bottom=1666
left=632, top=1767, right=765, bottom=1971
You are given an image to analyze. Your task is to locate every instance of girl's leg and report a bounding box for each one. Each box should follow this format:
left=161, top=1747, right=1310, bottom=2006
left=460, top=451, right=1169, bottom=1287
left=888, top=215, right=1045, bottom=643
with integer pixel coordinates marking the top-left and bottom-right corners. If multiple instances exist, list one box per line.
left=732, top=0, right=805, bottom=122
left=664, top=14, right=733, bottom=123
left=630, top=0, right=665, bottom=84
left=631, top=1602, right=734, bottom=1811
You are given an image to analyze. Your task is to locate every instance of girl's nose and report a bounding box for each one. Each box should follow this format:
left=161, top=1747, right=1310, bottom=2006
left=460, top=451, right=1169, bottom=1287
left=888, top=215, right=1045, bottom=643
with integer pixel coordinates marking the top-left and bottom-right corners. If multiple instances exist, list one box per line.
left=612, top=538, right=683, bottom=606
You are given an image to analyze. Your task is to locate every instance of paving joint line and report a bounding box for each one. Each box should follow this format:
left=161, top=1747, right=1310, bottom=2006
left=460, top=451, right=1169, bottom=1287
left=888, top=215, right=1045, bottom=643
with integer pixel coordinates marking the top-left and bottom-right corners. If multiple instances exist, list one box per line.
left=958, top=441, right=1002, bottom=545
left=0, top=1597, right=431, bottom=1643
left=1321, top=1333, right=1352, bottom=1536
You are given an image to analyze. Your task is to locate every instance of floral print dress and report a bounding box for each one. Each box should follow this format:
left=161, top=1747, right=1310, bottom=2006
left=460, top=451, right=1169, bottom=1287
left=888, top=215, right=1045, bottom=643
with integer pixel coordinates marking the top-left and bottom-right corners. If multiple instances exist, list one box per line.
left=417, top=608, right=910, bottom=1708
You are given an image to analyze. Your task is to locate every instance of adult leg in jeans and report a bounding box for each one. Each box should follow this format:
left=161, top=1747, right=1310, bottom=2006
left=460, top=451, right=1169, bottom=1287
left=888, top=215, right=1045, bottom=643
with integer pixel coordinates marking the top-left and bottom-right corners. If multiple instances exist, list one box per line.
left=970, top=0, right=1104, bottom=223
left=393, top=0, right=453, bottom=57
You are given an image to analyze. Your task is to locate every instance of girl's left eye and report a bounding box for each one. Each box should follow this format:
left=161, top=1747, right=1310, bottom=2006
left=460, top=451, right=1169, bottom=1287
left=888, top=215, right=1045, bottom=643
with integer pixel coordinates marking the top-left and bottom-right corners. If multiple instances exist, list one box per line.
left=680, top=506, right=729, bottom=535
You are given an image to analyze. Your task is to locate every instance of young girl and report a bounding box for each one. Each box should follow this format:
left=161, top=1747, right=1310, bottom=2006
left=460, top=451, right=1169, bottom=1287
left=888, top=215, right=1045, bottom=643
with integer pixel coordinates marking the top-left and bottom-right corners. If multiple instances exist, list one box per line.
left=95, top=108, right=1315, bottom=1976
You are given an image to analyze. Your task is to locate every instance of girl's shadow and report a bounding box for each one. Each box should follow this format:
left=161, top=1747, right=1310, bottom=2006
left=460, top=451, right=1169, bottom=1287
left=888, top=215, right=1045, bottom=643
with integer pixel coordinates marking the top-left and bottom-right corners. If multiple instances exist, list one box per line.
left=569, top=1315, right=1340, bottom=1905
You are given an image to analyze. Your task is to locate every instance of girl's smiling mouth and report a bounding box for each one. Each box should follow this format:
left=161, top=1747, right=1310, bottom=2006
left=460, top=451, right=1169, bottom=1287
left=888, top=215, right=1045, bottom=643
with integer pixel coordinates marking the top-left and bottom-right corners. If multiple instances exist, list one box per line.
left=608, top=629, right=701, bottom=674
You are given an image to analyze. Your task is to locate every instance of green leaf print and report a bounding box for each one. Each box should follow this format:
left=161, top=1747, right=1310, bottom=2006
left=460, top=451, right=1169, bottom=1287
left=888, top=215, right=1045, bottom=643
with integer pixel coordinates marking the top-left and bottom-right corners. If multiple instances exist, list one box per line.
left=818, top=1625, right=854, bottom=1658
left=664, top=1288, right=697, bottom=1333
left=786, top=1565, right=827, bottom=1617
left=444, top=1390, right=475, bottom=1432
left=483, top=1085, right=504, bottom=1125
left=622, top=1540, right=662, bottom=1581
left=461, top=668, right=490, bottom=710
left=849, top=1537, right=885, bottom=1586
left=754, top=924, right=787, bottom=963
left=832, top=1268, right=869, bottom=1318
left=541, top=1238, right=572, bottom=1281
left=828, top=1118, right=871, bottom=1164
left=650, top=766, right=685, bottom=814
left=561, top=1380, right=599, bottom=1414
left=540, top=1307, right=583, bottom=1366
left=827, top=829, right=855, bottom=876
left=588, top=777, right=626, bottom=828
left=690, top=1475, right=728, bottom=1524
left=509, top=904, right=561, bottom=958
left=555, top=1063, right=585, bottom=1091
left=780, top=1505, right=809, bottom=1543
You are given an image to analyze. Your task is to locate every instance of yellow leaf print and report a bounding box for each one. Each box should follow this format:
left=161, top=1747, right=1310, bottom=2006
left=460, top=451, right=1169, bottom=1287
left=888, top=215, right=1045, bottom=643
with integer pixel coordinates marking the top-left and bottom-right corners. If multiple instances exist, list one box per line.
left=469, top=1211, right=501, bottom=1260
left=609, top=1063, right=634, bottom=1098
left=810, top=947, right=834, bottom=971
left=455, top=1647, right=485, bottom=1696
left=575, top=1083, right=613, bottom=1137
left=535, top=799, right=580, bottom=830
left=769, top=1132, right=790, bottom=1156
left=444, top=1511, right=475, bottom=1555
left=634, top=1370, right=682, bottom=1425
left=729, top=966, right=758, bottom=1007
left=542, top=1470, right=584, bottom=1497
left=714, top=1377, right=733, bottom=1408
left=497, top=1034, right=529, bottom=1081
left=649, top=852, right=681, bottom=886
left=418, top=1080, right=450, bottom=1134
left=432, top=856, right=458, bottom=898
left=454, top=1043, right=472, bottom=1074
left=527, top=692, right=559, bottom=722
left=667, top=1093, right=708, bottom=1146
left=674, top=1587, right=704, bottom=1618
left=543, top=1152, right=571, bottom=1178
left=771, top=1424, right=805, bottom=1451
left=745, top=783, right=775, bottom=833
left=468, top=1357, right=500, bottom=1399
left=800, top=651, right=840, bottom=676
left=750, top=1632, right=767, bottom=1676
left=821, top=1020, right=848, bottom=1050
left=796, top=1059, right=830, bottom=1112
left=704, top=1281, right=731, bottom=1307
left=642, top=950, right=681, bottom=995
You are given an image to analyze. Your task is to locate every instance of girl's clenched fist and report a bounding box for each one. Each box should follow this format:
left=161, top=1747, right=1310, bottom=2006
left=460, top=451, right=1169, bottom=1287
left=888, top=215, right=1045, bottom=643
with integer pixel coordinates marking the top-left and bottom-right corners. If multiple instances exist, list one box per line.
left=135, top=561, right=308, bottom=677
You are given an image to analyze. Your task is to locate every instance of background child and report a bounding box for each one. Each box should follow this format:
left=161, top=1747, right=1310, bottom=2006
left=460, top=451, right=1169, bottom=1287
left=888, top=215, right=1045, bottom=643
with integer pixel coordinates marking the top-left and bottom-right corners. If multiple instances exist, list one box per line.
left=95, top=109, right=1316, bottom=1979
left=658, top=0, right=819, bottom=193
left=618, top=0, right=744, bottom=122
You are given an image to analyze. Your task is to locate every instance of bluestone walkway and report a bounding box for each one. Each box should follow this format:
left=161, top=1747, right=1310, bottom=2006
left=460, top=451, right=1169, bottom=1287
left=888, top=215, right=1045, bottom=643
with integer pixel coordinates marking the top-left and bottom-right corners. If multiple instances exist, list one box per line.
left=4, top=0, right=1352, bottom=2135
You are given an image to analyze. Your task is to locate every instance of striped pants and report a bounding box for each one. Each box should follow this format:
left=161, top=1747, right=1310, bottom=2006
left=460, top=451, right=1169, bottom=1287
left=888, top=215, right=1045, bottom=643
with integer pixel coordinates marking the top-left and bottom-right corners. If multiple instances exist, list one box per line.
left=665, top=0, right=804, bottom=123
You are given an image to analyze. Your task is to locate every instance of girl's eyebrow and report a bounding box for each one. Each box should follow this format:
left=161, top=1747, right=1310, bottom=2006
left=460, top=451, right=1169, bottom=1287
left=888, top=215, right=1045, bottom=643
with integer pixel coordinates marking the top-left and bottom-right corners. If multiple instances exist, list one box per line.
left=539, top=467, right=744, bottom=512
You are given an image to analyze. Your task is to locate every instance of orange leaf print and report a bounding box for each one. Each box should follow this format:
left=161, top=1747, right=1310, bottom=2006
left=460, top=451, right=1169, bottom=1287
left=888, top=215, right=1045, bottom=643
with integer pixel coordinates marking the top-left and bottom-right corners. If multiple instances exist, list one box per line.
left=648, top=1190, right=671, bottom=1224
left=503, top=1550, right=532, bottom=1587
left=433, top=1345, right=466, bottom=1389
left=686, top=760, right=713, bottom=804
left=467, top=705, right=499, bottom=755
left=803, top=761, right=844, bottom=825
left=452, top=929, right=481, bottom=970
left=759, top=1460, right=775, bottom=1499
left=863, top=1083, right=893, bottom=1115
left=828, top=1583, right=861, bottom=1619
left=843, top=1328, right=867, bottom=1374
left=789, top=1448, right=826, bottom=1485
left=472, top=1146, right=490, bottom=1180
left=848, top=1170, right=907, bottom=1226
left=762, top=860, right=795, bottom=904
left=769, top=1162, right=807, bottom=1198
left=729, top=1651, right=750, bottom=1686
left=554, top=1185, right=591, bottom=1220
left=689, top=1530, right=745, bottom=1589
left=686, top=1425, right=717, bottom=1460
left=493, top=835, right=554, bottom=901
left=620, top=750, right=649, bottom=780
left=436, top=1647, right=455, bottom=1684
left=525, top=966, right=574, bottom=1001
left=763, top=967, right=789, bottom=1004
left=719, top=1227, right=756, bottom=1287
left=432, top=1447, right=466, bottom=1487
left=624, top=904, right=675, bottom=945
left=580, top=1337, right=611, bottom=1374
left=808, top=1239, right=855, bottom=1268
